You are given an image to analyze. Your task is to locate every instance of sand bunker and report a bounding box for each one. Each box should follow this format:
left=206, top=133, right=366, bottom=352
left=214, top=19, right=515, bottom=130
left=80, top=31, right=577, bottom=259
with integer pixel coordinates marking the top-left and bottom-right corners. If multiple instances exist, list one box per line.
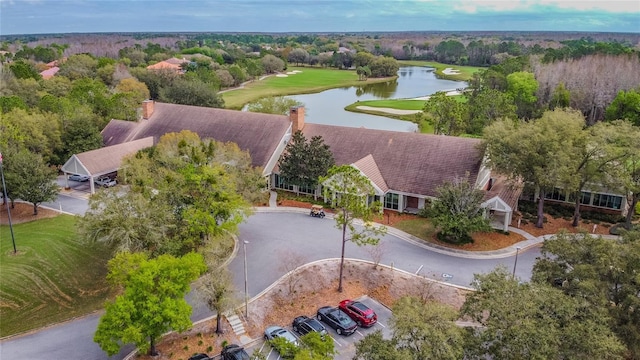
left=276, top=74, right=288, bottom=77
left=356, top=106, right=421, bottom=115
left=442, top=67, right=461, bottom=75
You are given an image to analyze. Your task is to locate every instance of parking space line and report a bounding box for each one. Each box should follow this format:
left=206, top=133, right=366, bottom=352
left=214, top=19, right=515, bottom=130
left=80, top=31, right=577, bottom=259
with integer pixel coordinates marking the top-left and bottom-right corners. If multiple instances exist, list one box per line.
left=415, top=264, right=424, bottom=274
left=355, top=329, right=365, bottom=337
left=331, top=335, right=343, bottom=347
left=376, top=322, right=386, bottom=328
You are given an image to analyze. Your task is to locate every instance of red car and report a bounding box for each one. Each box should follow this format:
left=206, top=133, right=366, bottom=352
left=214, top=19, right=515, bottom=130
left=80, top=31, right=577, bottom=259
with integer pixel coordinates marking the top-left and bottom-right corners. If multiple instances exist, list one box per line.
left=339, top=299, right=377, bottom=327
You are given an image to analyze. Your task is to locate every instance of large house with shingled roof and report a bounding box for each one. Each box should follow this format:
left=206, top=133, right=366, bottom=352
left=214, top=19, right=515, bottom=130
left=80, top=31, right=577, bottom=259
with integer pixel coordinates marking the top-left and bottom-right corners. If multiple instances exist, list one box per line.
left=65, top=100, right=525, bottom=231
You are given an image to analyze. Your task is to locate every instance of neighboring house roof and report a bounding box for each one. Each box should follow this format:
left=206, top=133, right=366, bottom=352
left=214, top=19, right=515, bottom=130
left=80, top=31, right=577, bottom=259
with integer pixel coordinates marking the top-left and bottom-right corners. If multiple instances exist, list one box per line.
left=146, top=61, right=182, bottom=71
left=40, top=66, right=59, bottom=79
left=101, top=102, right=291, bottom=170
left=61, top=137, right=154, bottom=178
left=302, top=123, right=483, bottom=198
left=352, top=154, right=389, bottom=194
left=164, top=57, right=189, bottom=65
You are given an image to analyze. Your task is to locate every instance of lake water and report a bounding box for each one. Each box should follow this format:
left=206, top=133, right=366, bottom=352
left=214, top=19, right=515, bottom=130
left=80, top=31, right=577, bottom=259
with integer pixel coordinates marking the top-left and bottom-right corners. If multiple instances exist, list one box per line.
left=287, top=66, right=467, bottom=132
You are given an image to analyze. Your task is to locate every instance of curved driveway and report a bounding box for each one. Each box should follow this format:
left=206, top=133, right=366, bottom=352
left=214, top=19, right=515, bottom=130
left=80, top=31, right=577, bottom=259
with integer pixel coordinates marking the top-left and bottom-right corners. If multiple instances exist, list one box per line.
left=0, top=206, right=540, bottom=360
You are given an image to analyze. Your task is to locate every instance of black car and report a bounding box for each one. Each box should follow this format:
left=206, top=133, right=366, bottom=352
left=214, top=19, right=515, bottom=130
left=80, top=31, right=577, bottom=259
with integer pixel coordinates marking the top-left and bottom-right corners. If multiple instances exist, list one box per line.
left=292, top=315, right=328, bottom=338
left=188, top=354, right=210, bottom=360
left=221, top=344, right=250, bottom=360
left=316, top=306, right=358, bottom=336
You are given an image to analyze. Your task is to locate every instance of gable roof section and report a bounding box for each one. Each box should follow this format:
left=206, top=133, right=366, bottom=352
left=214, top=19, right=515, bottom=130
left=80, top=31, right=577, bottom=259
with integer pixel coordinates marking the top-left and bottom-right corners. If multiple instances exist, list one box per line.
left=302, top=123, right=483, bottom=197
left=100, top=102, right=291, bottom=169
left=62, top=137, right=154, bottom=177
left=352, top=154, right=388, bottom=195
left=146, top=61, right=182, bottom=71
left=483, top=175, right=522, bottom=211
left=102, top=119, right=141, bottom=146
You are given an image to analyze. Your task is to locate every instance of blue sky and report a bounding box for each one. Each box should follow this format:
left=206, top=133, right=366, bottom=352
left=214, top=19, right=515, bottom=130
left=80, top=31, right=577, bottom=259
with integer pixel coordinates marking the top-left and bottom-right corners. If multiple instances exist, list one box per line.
left=1, top=0, right=639, bottom=35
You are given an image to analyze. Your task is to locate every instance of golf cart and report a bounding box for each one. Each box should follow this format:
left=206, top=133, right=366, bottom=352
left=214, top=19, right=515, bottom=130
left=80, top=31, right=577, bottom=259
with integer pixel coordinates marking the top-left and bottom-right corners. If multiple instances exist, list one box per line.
left=310, top=204, right=326, bottom=218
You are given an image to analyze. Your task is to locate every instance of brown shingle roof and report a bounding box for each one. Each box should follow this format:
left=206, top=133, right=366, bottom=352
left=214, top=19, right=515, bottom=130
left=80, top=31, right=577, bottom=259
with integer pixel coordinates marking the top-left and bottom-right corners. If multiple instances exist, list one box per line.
left=102, top=119, right=140, bottom=146
left=302, top=123, right=483, bottom=197
left=63, top=137, right=154, bottom=177
left=483, top=175, right=522, bottom=211
left=352, top=154, right=389, bottom=194
left=101, top=102, right=291, bottom=169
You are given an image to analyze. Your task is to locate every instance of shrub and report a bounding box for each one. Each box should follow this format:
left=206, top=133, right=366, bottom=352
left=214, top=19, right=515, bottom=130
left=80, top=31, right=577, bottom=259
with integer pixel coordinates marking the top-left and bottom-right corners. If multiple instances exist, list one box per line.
left=437, top=231, right=473, bottom=245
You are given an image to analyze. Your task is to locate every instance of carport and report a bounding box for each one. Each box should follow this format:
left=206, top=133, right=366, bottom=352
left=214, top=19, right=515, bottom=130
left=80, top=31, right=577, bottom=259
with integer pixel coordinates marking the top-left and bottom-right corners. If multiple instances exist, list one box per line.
left=61, top=137, right=154, bottom=194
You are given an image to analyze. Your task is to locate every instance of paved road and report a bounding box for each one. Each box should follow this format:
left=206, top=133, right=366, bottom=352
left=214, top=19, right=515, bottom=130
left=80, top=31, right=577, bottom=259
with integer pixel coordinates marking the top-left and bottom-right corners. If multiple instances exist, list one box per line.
left=0, top=201, right=540, bottom=360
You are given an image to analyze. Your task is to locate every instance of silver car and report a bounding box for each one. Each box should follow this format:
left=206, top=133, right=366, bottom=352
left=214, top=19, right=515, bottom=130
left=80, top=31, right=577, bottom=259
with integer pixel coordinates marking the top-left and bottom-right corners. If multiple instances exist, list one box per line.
left=264, top=325, right=299, bottom=346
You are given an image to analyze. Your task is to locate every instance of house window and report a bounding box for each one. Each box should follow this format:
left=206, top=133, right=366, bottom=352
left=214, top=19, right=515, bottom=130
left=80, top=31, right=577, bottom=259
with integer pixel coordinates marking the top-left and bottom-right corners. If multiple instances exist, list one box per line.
left=580, top=192, right=592, bottom=205
left=592, top=193, right=623, bottom=210
left=384, top=193, right=399, bottom=210
left=545, top=188, right=566, bottom=202
left=298, top=183, right=315, bottom=195
left=274, top=174, right=294, bottom=191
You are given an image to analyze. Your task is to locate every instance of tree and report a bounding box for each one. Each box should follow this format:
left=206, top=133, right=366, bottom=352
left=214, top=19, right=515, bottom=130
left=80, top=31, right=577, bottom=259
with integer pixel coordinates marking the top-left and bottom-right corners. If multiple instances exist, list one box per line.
left=560, top=119, right=638, bottom=226
left=115, top=77, right=150, bottom=103
left=462, top=267, right=626, bottom=360
left=391, top=296, right=464, bottom=360
left=483, top=110, right=582, bottom=228
left=288, top=48, right=309, bottom=66
left=429, top=175, right=491, bottom=244
left=369, top=56, right=399, bottom=78
left=506, top=71, right=539, bottom=119
left=353, top=52, right=375, bottom=68
left=94, top=252, right=207, bottom=356
left=78, top=190, right=175, bottom=255
left=355, top=297, right=463, bottom=360
left=8, top=60, right=41, bottom=80
left=605, top=88, right=640, bottom=126
left=279, top=131, right=334, bottom=194
left=549, top=82, right=571, bottom=110
left=465, top=88, right=516, bottom=134
left=354, top=330, right=402, bottom=360
left=356, top=66, right=371, bottom=81
left=320, top=165, right=386, bottom=292
left=532, top=231, right=640, bottom=357
left=296, top=331, right=335, bottom=360
left=195, top=268, right=236, bottom=334
left=423, top=91, right=467, bottom=135
left=57, top=53, right=98, bottom=80
left=247, top=96, right=302, bottom=115
left=4, top=149, right=59, bottom=215
left=159, top=78, right=224, bottom=108
left=261, top=54, right=285, bottom=74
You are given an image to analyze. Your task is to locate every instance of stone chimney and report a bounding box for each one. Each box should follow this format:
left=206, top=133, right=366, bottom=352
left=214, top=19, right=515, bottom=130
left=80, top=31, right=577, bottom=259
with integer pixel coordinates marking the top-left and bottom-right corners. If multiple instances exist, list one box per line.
left=142, top=100, right=155, bottom=120
left=290, top=106, right=305, bottom=133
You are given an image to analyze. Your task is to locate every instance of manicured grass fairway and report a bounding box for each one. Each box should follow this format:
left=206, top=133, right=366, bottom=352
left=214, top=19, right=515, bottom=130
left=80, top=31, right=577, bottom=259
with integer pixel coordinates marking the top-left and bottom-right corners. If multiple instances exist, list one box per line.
left=0, top=215, right=113, bottom=337
left=398, top=60, right=483, bottom=81
left=222, top=66, right=394, bottom=109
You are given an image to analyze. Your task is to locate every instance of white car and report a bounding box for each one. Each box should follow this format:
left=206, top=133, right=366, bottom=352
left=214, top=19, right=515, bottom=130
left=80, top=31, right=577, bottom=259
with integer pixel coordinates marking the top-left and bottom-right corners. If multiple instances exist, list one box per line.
left=69, top=174, right=90, bottom=182
left=95, top=177, right=117, bottom=188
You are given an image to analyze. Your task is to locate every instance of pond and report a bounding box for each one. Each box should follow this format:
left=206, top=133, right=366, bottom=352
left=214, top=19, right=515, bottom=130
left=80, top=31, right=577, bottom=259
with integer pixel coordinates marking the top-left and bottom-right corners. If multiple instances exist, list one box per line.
left=287, top=66, right=467, bottom=132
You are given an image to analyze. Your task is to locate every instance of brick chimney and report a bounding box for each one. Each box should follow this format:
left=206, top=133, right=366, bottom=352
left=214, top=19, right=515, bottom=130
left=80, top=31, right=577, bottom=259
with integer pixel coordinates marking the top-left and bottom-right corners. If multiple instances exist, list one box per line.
left=142, top=100, right=155, bottom=120
left=290, top=106, right=305, bottom=133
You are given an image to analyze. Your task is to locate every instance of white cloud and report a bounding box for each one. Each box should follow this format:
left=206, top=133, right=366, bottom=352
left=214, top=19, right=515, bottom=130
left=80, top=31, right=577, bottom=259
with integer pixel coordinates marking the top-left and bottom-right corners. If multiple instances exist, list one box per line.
left=450, top=0, right=639, bottom=13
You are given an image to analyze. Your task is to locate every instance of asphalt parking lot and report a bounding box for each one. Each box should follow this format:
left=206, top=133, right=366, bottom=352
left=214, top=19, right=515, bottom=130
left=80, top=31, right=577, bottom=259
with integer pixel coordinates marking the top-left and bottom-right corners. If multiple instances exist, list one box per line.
left=244, top=296, right=392, bottom=360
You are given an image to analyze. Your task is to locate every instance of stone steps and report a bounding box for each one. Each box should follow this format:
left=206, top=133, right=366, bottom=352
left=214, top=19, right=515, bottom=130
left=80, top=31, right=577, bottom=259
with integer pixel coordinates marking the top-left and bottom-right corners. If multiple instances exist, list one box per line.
left=225, top=314, right=246, bottom=336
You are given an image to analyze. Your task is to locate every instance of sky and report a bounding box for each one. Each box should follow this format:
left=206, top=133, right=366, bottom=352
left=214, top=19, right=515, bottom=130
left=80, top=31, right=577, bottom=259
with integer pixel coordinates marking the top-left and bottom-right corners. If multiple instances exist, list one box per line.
left=1, top=0, right=639, bottom=35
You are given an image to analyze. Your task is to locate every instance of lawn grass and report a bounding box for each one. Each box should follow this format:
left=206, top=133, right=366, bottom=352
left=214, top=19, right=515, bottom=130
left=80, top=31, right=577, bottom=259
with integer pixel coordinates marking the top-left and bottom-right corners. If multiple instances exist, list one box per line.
left=393, top=218, right=436, bottom=241
left=398, top=60, right=484, bottom=81
left=221, top=66, right=395, bottom=109
left=0, top=215, right=114, bottom=337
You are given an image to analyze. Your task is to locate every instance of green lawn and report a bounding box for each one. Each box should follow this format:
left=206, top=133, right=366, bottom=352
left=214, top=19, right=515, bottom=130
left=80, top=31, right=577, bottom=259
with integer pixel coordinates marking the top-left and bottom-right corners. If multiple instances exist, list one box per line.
left=222, top=66, right=394, bottom=109
left=398, top=60, right=484, bottom=81
left=0, top=215, right=113, bottom=337
left=393, top=218, right=436, bottom=241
